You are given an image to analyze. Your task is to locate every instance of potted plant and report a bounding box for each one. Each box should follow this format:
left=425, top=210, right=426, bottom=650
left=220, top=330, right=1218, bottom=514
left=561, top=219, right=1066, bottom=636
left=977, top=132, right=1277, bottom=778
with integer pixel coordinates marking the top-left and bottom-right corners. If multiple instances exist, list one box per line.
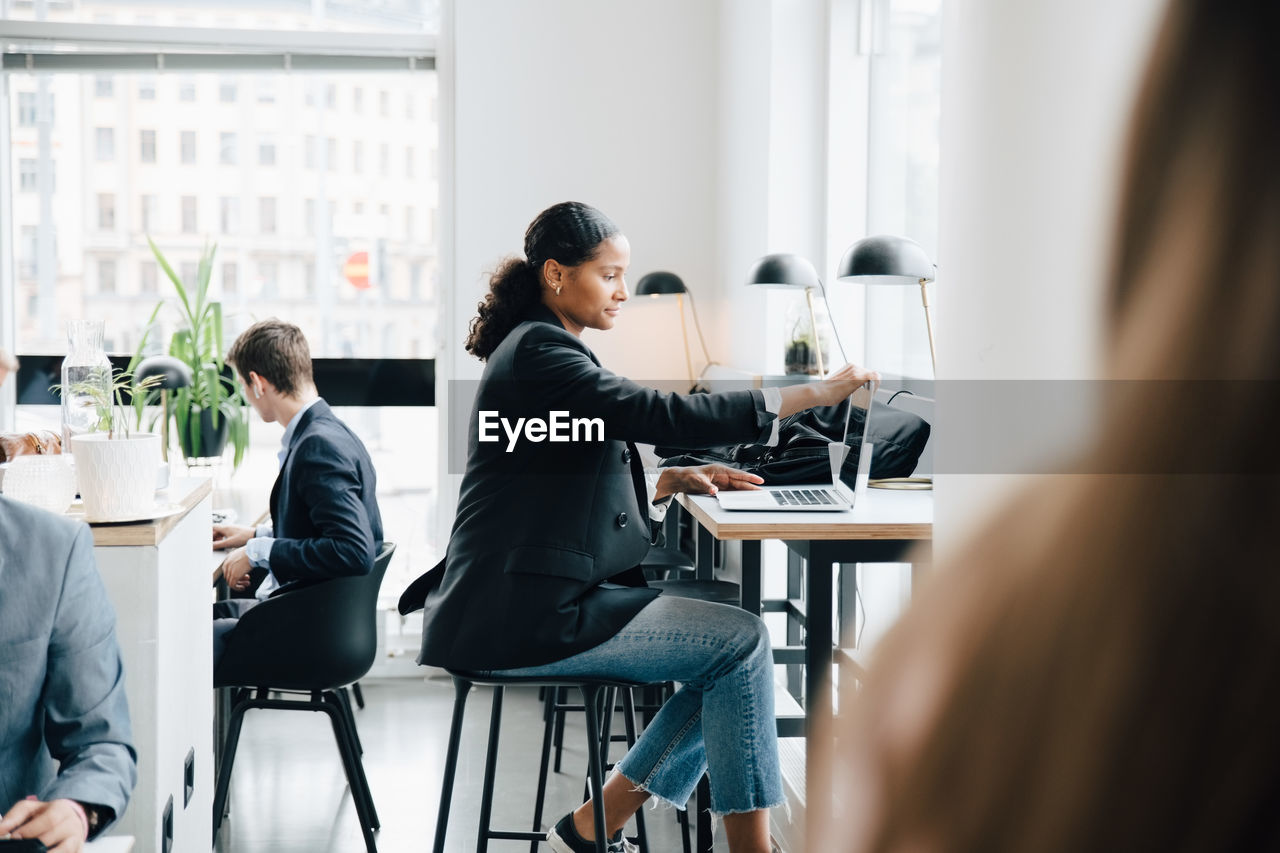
left=132, top=238, right=250, bottom=468
left=55, top=368, right=165, bottom=520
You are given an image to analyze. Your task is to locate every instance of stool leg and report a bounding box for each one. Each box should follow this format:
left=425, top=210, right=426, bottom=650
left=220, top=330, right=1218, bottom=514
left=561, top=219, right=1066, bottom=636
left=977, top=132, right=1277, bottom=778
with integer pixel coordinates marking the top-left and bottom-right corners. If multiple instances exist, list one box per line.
left=554, top=686, right=568, bottom=773
left=352, top=680, right=366, bottom=709
left=621, top=689, right=649, bottom=853
left=580, top=685, right=609, bottom=853
left=695, top=774, right=713, bottom=852
left=433, top=677, right=472, bottom=853
left=476, top=686, right=505, bottom=853
left=531, top=687, right=557, bottom=853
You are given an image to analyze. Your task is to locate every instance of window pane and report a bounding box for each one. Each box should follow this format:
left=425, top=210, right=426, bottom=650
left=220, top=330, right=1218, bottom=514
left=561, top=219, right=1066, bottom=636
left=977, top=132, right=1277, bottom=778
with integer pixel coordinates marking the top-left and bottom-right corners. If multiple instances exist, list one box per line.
left=9, top=70, right=439, bottom=359
left=864, top=0, right=942, bottom=379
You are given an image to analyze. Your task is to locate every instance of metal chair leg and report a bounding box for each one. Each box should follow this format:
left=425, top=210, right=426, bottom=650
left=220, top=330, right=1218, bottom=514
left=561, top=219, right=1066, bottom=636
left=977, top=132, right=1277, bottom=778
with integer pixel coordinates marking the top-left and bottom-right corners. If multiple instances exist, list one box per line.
left=319, top=694, right=378, bottom=852
left=210, top=692, right=251, bottom=845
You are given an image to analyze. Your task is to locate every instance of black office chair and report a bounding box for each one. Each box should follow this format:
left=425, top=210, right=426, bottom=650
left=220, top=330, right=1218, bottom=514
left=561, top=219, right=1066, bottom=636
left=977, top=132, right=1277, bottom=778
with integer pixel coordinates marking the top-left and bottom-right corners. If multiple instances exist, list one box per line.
left=212, top=542, right=396, bottom=853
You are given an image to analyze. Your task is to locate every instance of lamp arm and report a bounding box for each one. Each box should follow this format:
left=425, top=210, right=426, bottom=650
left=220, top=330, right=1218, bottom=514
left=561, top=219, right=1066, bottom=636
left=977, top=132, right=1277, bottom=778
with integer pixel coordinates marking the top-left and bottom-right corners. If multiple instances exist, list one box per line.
left=815, top=278, right=851, bottom=366
left=682, top=289, right=718, bottom=371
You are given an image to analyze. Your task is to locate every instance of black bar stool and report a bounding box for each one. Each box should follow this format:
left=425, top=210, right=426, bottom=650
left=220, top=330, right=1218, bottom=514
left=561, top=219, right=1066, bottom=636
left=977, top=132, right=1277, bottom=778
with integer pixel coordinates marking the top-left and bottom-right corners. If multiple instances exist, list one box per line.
left=433, top=671, right=654, bottom=853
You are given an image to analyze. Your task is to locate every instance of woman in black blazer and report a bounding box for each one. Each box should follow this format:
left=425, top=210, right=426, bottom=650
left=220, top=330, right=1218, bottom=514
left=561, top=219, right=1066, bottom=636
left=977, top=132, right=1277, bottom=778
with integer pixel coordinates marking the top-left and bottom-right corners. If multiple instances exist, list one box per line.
left=414, top=202, right=876, bottom=853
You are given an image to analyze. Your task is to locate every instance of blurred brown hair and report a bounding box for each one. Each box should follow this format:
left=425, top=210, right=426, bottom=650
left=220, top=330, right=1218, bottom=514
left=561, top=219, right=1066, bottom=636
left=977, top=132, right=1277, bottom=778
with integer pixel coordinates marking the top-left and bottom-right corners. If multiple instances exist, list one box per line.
left=815, top=2, right=1280, bottom=851
left=226, top=319, right=314, bottom=397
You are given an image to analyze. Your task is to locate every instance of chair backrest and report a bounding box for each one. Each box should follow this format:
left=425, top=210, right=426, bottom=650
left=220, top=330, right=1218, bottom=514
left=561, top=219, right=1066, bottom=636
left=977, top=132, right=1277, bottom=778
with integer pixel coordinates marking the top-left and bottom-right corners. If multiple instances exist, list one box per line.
left=214, top=542, right=396, bottom=690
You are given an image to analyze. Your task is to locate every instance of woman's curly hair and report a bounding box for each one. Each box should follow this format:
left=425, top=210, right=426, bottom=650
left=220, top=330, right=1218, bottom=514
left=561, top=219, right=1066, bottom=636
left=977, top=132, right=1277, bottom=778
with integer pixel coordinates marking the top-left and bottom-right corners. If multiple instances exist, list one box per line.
left=465, top=201, right=619, bottom=360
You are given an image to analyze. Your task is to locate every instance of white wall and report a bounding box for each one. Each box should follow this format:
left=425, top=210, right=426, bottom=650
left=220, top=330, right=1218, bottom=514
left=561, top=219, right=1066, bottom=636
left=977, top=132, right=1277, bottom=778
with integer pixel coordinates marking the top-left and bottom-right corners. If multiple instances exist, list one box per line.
left=935, top=0, right=1166, bottom=549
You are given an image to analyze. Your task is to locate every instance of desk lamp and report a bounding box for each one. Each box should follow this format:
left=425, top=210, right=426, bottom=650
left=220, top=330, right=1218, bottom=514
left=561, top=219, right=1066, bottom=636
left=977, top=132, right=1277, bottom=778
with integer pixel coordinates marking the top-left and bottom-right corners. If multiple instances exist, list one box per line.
left=635, top=271, right=716, bottom=385
left=134, top=354, right=192, bottom=463
left=837, top=235, right=937, bottom=375
left=744, top=253, right=838, bottom=376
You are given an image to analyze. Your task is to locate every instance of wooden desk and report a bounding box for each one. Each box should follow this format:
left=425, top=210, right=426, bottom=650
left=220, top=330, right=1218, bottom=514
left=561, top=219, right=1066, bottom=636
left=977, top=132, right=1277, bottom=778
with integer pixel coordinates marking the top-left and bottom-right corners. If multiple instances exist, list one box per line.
left=677, top=489, right=933, bottom=842
left=91, top=477, right=214, bottom=853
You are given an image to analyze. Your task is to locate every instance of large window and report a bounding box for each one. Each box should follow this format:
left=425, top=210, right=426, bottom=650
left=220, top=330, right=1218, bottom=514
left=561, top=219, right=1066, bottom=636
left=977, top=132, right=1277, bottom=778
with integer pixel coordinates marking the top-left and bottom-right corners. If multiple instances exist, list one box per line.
left=3, top=5, right=444, bottom=648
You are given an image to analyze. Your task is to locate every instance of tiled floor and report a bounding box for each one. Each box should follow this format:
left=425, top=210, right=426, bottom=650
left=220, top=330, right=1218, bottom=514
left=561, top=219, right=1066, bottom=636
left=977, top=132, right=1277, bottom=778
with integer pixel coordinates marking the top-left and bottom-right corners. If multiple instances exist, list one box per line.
left=215, top=675, right=727, bottom=852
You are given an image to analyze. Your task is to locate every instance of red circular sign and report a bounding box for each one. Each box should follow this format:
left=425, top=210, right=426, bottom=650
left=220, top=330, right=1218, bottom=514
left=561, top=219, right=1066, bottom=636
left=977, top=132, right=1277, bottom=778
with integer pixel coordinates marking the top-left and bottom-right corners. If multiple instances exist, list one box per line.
left=344, top=251, right=371, bottom=290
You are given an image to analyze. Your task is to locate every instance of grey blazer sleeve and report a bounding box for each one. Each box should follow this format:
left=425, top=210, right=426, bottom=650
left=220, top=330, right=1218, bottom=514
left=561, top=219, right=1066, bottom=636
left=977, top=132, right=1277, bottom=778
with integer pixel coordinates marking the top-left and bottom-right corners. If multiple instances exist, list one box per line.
left=42, top=524, right=137, bottom=825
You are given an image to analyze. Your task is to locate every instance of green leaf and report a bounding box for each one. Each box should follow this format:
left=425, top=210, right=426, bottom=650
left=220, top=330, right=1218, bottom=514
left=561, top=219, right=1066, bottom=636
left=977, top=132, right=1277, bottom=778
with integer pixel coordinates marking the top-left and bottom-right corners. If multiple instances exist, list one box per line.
left=148, top=235, right=195, bottom=328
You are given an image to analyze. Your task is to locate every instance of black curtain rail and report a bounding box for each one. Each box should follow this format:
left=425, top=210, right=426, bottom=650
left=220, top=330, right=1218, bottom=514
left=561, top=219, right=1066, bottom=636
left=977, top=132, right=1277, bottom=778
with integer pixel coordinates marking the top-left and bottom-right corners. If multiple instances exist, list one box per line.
left=12, top=355, right=434, bottom=408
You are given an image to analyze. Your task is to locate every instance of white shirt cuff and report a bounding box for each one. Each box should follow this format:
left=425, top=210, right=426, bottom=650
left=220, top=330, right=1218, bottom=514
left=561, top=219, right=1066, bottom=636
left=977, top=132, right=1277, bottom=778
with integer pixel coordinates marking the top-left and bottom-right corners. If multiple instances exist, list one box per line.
left=246, top=536, right=273, bottom=569
left=762, top=386, right=782, bottom=447
left=644, top=467, right=673, bottom=522
left=255, top=522, right=274, bottom=539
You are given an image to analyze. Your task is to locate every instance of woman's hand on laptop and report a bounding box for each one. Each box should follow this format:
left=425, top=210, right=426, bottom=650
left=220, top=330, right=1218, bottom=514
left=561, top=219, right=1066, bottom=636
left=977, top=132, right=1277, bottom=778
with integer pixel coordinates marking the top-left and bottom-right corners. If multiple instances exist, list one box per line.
left=778, top=363, right=881, bottom=417
left=654, top=465, right=764, bottom=502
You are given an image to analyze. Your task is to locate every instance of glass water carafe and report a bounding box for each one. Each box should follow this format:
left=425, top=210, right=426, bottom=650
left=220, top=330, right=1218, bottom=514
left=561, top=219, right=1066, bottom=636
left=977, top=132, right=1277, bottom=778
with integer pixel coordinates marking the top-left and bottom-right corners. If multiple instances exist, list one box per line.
left=61, top=319, right=114, bottom=449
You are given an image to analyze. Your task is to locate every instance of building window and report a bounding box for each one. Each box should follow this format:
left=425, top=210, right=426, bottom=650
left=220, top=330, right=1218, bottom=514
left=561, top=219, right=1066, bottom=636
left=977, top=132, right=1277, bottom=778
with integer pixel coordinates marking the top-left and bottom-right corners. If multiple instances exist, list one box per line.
left=258, top=137, right=276, bottom=167
left=140, top=261, right=158, bottom=294
left=181, top=196, right=198, bottom=233
left=95, top=127, right=115, bottom=161
left=259, top=197, right=277, bottom=234
left=18, top=93, right=38, bottom=125
left=180, top=131, right=197, bottom=165
left=138, top=76, right=156, bottom=99
left=405, top=207, right=415, bottom=240
left=220, top=132, right=237, bottom=165
left=379, top=143, right=389, bottom=177
left=95, top=76, right=113, bottom=97
left=304, top=198, right=316, bottom=237
left=18, top=159, right=38, bottom=192
left=179, top=76, right=196, bottom=102
left=19, top=226, right=38, bottom=278
left=410, top=261, right=422, bottom=300
left=219, top=78, right=238, bottom=103
left=352, top=141, right=364, bottom=174
left=406, top=93, right=414, bottom=120
left=305, top=135, right=317, bottom=170
left=325, top=83, right=337, bottom=109
left=97, top=194, right=116, bottom=230
left=223, top=262, right=238, bottom=294
left=256, top=78, right=276, bottom=104
left=180, top=262, right=199, bottom=288
left=326, top=137, right=338, bottom=171
left=140, top=129, right=156, bottom=163
left=259, top=260, right=278, bottom=298
left=405, top=148, right=415, bottom=178
left=353, top=87, right=364, bottom=113
left=379, top=90, right=390, bottom=117
left=140, top=195, right=157, bottom=233
left=303, top=261, right=316, bottom=297
left=220, top=197, right=240, bottom=235
left=98, top=259, right=117, bottom=295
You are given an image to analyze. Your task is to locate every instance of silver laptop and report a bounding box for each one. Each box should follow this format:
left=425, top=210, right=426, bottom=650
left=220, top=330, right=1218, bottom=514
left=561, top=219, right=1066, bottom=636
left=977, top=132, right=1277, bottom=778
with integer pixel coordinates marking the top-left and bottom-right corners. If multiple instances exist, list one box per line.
left=716, top=384, right=875, bottom=512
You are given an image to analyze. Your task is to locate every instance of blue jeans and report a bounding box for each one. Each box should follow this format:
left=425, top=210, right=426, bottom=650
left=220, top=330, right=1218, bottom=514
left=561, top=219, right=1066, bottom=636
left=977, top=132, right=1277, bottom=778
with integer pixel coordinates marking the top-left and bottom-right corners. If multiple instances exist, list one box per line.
left=488, top=594, right=784, bottom=815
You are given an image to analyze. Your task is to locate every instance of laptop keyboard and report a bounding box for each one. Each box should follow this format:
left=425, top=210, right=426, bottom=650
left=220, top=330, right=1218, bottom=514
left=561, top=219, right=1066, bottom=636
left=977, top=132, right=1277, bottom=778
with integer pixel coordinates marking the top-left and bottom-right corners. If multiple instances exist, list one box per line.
left=772, top=488, right=841, bottom=507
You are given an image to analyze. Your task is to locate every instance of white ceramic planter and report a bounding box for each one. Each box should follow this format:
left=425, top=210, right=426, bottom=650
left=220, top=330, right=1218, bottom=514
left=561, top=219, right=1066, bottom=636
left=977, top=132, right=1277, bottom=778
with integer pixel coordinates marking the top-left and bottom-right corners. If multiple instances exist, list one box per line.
left=71, top=432, right=161, bottom=521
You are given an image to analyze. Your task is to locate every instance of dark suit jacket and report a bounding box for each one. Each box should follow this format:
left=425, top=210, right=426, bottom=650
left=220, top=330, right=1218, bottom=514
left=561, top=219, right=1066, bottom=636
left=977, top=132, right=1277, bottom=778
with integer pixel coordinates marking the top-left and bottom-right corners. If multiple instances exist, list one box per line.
left=265, top=399, right=383, bottom=593
left=410, top=304, right=775, bottom=670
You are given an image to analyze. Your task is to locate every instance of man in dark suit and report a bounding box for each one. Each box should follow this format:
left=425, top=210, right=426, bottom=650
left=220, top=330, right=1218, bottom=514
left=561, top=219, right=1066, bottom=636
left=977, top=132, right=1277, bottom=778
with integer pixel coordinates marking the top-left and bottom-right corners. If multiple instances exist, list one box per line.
left=210, top=320, right=382, bottom=668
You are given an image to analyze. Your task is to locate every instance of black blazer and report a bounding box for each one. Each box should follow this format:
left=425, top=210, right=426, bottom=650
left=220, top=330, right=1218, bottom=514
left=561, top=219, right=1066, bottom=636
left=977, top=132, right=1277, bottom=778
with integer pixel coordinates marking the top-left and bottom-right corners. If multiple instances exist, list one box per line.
left=266, top=399, right=383, bottom=594
left=408, top=305, right=775, bottom=670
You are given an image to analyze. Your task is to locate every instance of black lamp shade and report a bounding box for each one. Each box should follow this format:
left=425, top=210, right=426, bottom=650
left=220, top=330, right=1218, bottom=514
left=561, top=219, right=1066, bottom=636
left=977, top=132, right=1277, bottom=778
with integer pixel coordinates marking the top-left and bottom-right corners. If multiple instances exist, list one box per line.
left=635, top=271, right=687, bottom=296
left=837, top=235, right=936, bottom=285
left=745, top=253, right=820, bottom=289
left=135, top=355, right=193, bottom=390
